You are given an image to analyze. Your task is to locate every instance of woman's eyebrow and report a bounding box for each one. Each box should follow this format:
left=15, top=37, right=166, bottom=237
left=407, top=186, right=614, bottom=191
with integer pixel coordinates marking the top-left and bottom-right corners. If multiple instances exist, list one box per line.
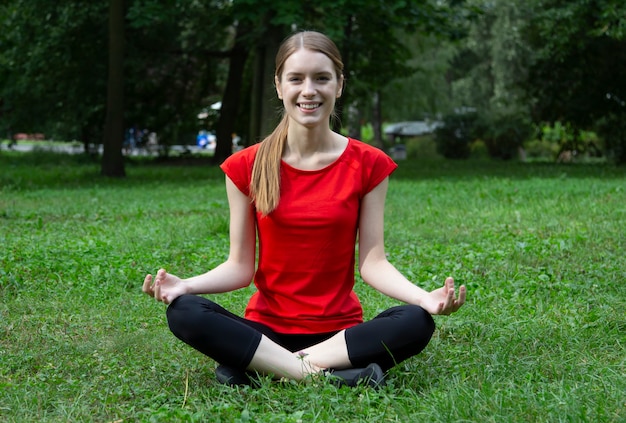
left=285, top=70, right=333, bottom=77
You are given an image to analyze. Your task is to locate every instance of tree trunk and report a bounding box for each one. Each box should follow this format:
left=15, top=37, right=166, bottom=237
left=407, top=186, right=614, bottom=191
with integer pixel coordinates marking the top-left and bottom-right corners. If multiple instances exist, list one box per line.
left=372, top=91, right=384, bottom=149
left=347, top=102, right=362, bottom=140
left=214, top=24, right=252, bottom=164
left=334, top=15, right=355, bottom=133
left=101, top=0, right=125, bottom=177
left=249, top=26, right=283, bottom=144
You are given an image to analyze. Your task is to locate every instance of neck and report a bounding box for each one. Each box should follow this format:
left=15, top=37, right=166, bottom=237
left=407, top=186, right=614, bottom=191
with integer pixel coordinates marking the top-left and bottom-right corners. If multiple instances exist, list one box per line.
left=285, top=123, right=336, bottom=158
left=282, top=123, right=347, bottom=171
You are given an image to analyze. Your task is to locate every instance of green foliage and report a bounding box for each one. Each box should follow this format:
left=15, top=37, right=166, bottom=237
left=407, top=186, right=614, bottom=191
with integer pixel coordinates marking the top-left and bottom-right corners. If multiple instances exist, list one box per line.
left=0, top=0, right=477, bottom=156
left=524, top=0, right=626, bottom=163
left=0, top=0, right=232, bottom=145
left=260, top=0, right=476, bottom=129
left=595, top=113, right=626, bottom=164
left=478, top=114, right=533, bottom=160
left=442, top=0, right=626, bottom=164
left=3, top=0, right=625, bottom=167
left=0, top=0, right=108, bottom=140
left=122, top=1, right=232, bottom=146
left=450, top=0, right=533, bottom=116
left=524, top=120, right=602, bottom=162
left=381, top=34, right=458, bottom=121
left=433, top=111, right=477, bottom=159
left=445, top=1, right=538, bottom=160
left=1, top=153, right=625, bottom=422
left=405, top=135, right=440, bottom=160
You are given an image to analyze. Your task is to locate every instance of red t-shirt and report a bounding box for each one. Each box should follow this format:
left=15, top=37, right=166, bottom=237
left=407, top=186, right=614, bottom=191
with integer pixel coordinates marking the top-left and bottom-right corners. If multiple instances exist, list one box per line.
left=220, top=138, right=397, bottom=334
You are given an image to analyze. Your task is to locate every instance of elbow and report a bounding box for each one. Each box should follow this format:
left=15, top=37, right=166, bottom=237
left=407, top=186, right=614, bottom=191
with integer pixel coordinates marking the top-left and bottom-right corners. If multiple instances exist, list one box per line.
left=357, top=253, right=371, bottom=275
left=357, top=260, right=365, bottom=276
left=358, top=254, right=388, bottom=287
left=229, top=258, right=255, bottom=289
left=240, top=266, right=255, bottom=288
left=358, top=260, right=374, bottom=286
left=227, top=243, right=256, bottom=289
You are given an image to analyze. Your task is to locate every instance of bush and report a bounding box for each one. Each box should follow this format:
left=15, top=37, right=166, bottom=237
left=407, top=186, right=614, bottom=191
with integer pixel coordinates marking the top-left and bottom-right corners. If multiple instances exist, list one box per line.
left=434, top=112, right=477, bottom=159
left=470, top=139, right=489, bottom=159
left=480, top=115, right=533, bottom=160
left=405, top=135, right=439, bottom=160
left=524, top=138, right=559, bottom=159
left=525, top=122, right=605, bottom=162
left=595, top=114, right=626, bottom=165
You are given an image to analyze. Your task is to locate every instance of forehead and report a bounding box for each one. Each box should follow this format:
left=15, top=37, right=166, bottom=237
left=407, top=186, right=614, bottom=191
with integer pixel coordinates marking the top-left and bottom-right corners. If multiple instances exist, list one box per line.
left=282, top=48, right=336, bottom=75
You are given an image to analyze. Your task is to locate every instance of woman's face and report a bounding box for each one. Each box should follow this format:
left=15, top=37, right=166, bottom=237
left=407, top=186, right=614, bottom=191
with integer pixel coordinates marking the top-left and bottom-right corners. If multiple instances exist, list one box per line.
left=275, top=48, right=343, bottom=129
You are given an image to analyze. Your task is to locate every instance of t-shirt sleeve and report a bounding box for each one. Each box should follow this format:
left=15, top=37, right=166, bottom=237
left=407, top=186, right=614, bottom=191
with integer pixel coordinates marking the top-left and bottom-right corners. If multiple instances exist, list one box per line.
left=363, top=146, right=398, bottom=194
left=219, top=145, right=256, bottom=196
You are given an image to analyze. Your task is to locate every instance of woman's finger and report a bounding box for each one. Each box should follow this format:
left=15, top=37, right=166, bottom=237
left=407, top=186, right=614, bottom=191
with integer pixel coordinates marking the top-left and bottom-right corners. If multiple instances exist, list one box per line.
left=154, top=280, right=162, bottom=302
left=142, top=274, right=154, bottom=296
left=456, top=285, right=467, bottom=308
left=445, top=277, right=455, bottom=291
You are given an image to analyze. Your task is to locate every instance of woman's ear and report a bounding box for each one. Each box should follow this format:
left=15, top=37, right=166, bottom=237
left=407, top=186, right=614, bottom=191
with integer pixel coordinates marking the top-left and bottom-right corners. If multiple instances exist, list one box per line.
left=337, top=75, right=344, bottom=98
left=275, top=75, right=283, bottom=100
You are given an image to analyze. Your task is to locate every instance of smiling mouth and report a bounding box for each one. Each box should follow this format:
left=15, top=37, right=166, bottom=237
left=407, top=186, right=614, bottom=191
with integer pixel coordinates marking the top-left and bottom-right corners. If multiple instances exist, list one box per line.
left=298, top=103, right=321, bottom=110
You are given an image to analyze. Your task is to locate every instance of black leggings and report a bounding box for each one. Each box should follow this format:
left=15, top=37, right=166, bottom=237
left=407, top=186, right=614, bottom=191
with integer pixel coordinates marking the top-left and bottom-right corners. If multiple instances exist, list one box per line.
left=166, top=294, right=435, bottom=372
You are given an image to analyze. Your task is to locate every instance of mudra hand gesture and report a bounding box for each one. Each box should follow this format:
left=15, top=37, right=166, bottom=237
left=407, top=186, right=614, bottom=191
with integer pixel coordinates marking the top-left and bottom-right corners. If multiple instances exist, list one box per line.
left=422, top=277, right=466, bottom=315
left=142, top=269, right=185, bottom=305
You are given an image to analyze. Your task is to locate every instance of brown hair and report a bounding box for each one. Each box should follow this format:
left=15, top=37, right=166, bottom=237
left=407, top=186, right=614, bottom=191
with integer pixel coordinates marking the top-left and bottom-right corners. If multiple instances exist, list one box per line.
left=250, top=31, right=344, bottom=216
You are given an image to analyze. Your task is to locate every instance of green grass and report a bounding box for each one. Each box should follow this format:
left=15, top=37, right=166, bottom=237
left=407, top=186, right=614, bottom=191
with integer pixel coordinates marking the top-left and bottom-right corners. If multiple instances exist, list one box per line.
left=1, top=151, right=625, bottom=422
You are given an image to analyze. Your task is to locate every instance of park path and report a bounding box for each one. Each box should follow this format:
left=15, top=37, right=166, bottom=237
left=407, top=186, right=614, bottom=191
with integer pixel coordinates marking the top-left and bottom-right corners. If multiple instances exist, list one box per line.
left=3, top=142, right=201, bottom=156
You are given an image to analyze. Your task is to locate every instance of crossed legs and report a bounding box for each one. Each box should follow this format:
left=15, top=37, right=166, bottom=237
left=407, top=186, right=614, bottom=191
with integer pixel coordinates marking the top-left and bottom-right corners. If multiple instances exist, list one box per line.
left=166, top=295, right=435, bottom=380
left=246, top=332, right=350, bottom=380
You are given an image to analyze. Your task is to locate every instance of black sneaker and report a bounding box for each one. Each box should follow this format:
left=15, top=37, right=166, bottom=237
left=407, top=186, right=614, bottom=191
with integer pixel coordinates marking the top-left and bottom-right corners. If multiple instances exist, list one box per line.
left=214, top=365, right=255, bottom=387
left=327, top=363, right=386, bottom=388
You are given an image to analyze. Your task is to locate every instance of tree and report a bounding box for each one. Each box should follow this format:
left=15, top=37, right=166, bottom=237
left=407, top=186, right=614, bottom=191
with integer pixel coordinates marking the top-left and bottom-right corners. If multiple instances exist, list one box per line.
left=101, top=0, right=125, bottom=177
left=0, top=0, right=108, bottom=145
left=326, top=0, right=473, bottom=146
left=238, top=0, right=475, bottom=149
left=126, top=1, right=233, bottom=145
left=0, top=0, right=232, bottom=168
left=213, top=21, right=254, bottom=163
left=446, top=0, right=535, bottom=159
left=1, top=0, right=478, bottom=169
left=382, top=34, right=458, bottom=122
left=525, top=0, right=626, bottom=163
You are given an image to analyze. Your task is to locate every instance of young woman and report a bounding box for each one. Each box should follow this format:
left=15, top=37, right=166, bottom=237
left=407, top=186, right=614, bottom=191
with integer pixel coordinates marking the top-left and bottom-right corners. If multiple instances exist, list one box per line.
left=142, top=31, right=466, bottom=388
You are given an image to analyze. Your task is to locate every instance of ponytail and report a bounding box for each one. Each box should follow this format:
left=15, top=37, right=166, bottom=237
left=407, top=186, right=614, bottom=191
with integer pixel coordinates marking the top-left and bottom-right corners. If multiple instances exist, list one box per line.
left=250, top=115, right=289, bottom=216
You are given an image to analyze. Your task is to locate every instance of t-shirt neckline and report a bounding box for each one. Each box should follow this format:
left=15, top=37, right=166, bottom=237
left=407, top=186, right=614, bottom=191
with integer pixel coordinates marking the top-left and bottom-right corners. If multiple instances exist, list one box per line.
left=280, top=138, right=353, bottom=174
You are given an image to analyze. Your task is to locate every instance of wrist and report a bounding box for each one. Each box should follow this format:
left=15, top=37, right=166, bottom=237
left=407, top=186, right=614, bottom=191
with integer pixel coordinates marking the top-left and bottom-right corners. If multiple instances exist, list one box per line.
left=409, top=285, right=429, bottom=308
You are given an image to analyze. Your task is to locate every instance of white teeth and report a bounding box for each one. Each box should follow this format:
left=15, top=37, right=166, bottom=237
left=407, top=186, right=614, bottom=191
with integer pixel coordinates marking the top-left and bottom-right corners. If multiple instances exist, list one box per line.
left=299, top=103, right=320, bottom=109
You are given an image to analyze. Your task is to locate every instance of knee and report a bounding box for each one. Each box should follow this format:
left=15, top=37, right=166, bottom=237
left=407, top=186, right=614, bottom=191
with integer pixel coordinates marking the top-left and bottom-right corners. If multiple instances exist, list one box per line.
left=166, top=294, right=194, bottom=317
left=402, top=305, right=436, bottom=339
left=165, top=294, right=201, bottom=335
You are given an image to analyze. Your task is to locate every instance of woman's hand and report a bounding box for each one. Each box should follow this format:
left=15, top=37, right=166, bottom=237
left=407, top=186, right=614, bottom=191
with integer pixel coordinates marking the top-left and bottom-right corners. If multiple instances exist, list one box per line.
left=421, top=277, right=466, bottom=315
left=142, top=269, right=187, bottom=305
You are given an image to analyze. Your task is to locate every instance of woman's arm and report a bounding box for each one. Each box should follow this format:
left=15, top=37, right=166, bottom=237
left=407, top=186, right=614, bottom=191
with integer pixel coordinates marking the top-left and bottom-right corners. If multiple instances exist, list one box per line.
left=143, top=176, right=256, bottom=304
left=182, top=176, right=256, bottom=293
left=358, top=177, right=466, bottom=315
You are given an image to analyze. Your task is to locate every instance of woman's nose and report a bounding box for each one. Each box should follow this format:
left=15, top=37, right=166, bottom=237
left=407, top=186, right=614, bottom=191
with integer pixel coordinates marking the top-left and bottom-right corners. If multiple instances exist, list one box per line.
left=302, top=78, right=316, bottom=95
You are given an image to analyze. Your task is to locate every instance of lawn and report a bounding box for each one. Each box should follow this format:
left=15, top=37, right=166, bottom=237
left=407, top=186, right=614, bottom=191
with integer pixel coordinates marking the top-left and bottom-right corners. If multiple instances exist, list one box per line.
left=1, top=151, right=625, bottom=422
